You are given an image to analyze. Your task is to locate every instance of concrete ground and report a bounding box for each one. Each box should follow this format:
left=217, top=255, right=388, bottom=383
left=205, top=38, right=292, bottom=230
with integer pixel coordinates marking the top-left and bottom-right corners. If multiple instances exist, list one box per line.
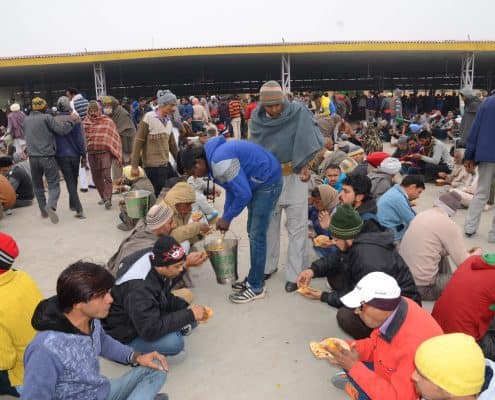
left=2, top=162, right=495, bottom=399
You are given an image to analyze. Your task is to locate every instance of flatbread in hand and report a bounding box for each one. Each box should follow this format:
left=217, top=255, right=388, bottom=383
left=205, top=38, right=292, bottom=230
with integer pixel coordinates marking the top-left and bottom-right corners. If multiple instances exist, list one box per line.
left=200, top=306, right=214, bottom=323
left=309, top=338, right=350, bottom=360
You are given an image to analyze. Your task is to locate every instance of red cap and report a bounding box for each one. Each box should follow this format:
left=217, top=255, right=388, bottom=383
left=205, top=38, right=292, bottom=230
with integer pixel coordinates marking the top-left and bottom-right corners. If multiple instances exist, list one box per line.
left=367, top=152, right=390, bottom=168
left=0, top=232, right=19, bottom=268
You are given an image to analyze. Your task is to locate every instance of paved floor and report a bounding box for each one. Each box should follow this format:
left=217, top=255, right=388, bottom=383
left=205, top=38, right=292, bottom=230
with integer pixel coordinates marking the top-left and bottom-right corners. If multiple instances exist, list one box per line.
left=2, top=164, right=495, bottom=399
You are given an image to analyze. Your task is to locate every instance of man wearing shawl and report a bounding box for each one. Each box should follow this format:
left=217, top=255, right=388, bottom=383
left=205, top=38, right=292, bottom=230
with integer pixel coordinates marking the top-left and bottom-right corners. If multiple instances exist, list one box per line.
left=102, top=96, right=136, bottom=181
left=6, top=104, right=26, bottom=155
left=83, top=101, right=122, bottom=209
left=250, top=81, right=325, bottom=292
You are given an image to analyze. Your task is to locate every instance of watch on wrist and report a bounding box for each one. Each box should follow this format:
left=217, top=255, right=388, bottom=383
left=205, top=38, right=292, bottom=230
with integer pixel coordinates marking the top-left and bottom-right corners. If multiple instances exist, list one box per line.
left=129, top=351, right=143, bottom=367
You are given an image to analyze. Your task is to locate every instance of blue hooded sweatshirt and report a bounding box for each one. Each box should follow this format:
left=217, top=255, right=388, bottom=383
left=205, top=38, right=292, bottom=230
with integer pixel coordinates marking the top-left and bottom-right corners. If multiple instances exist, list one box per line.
left=204, top=136, right=281, bottom=222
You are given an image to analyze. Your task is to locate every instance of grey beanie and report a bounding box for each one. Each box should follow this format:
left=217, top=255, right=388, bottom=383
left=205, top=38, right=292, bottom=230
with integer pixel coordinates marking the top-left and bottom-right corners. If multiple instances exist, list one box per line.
left=57, top=96, right=71, bottom=112
left=157, top=89, right=177, bottom=106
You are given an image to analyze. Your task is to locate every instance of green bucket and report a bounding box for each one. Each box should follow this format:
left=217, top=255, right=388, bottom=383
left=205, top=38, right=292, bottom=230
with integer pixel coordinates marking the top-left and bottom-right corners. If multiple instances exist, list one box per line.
left=205, top=233, right=239, bottom=284
left=125, top=190, right=152, bottom=219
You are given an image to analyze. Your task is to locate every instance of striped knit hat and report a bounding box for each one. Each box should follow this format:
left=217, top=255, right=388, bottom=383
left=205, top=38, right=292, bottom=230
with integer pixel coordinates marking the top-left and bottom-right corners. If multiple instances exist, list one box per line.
left=328, top=204, right=363, bottom=240
left=259, top=81, right=284, bottom=106
left=146, top=204, right=174, bottom=230
left=0, top=232, right=19, bottom=269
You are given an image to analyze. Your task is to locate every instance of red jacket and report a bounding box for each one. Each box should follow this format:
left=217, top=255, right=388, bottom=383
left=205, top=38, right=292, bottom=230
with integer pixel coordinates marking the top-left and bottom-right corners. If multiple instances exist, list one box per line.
left=432, top=255, right=495, bottom=341
left=245, top=102, right=257, bottom=121
left=349, top=298, right=443, bottom=400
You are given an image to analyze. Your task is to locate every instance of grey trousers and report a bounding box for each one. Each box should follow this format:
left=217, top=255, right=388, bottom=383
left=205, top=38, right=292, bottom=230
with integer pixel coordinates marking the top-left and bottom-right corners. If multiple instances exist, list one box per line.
left=465, top=162, right=495, bottom=241
left=29, top=156, right=61, bottom=213
left=265, top=173, right=308, bottom=282
left=416, top=256, right=453, bottom=301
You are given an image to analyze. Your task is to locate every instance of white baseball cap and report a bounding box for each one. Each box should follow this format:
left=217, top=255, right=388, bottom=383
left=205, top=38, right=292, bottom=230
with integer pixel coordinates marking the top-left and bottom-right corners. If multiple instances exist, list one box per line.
left=340, top=272, right=401, bottom=308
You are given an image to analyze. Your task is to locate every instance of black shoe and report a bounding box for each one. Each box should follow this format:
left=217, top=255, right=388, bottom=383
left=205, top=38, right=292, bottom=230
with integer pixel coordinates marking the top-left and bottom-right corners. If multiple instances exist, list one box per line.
left=465, top=231, right=475, bottom=238
left=80, top=188, right=88, bottom=193
left=285, top=281, right=298, bottom=293
left=89, top=184, right=96, bottom=189
left=154, top=394, right=169, bottom=400
left=264, top=268, right=278, bottom=281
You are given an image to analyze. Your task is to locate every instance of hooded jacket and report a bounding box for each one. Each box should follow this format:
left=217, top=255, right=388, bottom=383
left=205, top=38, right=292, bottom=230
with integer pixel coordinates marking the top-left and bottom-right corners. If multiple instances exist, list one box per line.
left=205, top=136, right=281, bottom=222
left=432, top=255, right=495, bottom=341
left=22, top=297, right=133, bottom=400
left=310, top=229, right=421, bottom=308
left=103, top=249, right=194, bottom=344
left=163, top=182, right=202, bottom=243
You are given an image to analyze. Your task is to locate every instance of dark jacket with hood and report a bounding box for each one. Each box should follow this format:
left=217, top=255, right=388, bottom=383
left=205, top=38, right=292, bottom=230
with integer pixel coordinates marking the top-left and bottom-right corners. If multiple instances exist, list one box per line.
left=103, top=248, right=194, bottom=344
left=459, top=94, right=481, bottom=145
left=310, top=228, right=421, bottom=308
left=22, top=297, right=133, bottom=400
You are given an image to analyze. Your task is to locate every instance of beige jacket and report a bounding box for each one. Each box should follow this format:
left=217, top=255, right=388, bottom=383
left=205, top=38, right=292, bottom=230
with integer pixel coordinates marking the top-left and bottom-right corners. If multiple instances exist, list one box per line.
left=399, top=207, right=469, bottom=286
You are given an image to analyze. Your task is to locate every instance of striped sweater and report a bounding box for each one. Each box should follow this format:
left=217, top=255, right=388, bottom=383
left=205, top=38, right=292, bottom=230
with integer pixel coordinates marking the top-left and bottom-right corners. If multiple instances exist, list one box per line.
left=228, top=100, right=241, bottom=119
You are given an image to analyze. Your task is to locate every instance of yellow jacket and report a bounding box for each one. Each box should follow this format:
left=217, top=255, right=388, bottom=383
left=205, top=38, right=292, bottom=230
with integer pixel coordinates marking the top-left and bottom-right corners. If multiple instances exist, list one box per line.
left=0, top=269, right=42, bottom=386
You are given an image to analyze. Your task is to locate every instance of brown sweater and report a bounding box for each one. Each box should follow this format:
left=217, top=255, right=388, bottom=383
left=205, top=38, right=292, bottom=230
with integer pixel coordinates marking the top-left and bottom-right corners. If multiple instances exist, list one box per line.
left=131, top=111, right=178, bottom=168
left=0, top=175, right=16, bottom=208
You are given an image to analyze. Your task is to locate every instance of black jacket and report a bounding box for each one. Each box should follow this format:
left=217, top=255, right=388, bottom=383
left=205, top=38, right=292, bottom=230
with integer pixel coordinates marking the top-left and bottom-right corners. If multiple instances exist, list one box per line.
left=102, top=250, right=195, bottom=343
left=310, top=229, right=421, bottom=308
left=356, top=197, right=384, bottom=233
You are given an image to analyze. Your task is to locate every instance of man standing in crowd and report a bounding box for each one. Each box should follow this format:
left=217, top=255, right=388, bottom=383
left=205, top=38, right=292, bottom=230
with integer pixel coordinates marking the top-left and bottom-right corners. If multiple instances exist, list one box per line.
left=133, top=97, right=152, bottom=126
left=83, top=101, right=122, bottom=210
left=23, top=262, right=168, bottom=400
left=131, top=90, right=179, bottom=197
left=459, top=87, right=481, bottom=146
left=102, top=96, right=136, bottom=180
left=54, top=96, right=86, bottom=219
left=23, top=97, right=77, bottom=223
left=377, top=175, right=425, bottom=242
left=250, top=80, right=325, bottom=292
left=104, top=236, right=208, bottom=355
left=180, top=135, right=282, bottom=303
left=297, top=205, right=420, bottom=339
left=400, top=191, right=482, bottom=300
left=0, top=155, right=33, bottom=208
left=228, top=95, right=242, bottom=139
left=463, top=94, right=495, bottom=242
left=6, top=103, right=25, bottom=155
left=0, top=233, right=42, bottom=397
left=327, top=272, right=442, bottom=400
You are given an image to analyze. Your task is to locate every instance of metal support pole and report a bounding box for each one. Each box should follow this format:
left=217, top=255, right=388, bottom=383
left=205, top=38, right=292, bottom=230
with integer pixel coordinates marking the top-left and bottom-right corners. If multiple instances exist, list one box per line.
left=281, top=54, right=291, bottom=94
left=460, top=53, right=475, bottom=89
left=93, top=63, right=107, bottom=99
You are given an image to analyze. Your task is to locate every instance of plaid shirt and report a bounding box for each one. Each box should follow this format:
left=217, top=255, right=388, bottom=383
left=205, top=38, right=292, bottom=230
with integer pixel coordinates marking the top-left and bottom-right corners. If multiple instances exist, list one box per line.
left=83, top=115, right=122, bottom=164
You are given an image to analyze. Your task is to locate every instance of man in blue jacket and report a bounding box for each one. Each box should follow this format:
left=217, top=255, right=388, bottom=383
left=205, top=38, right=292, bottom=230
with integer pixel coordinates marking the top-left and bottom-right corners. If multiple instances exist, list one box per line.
left=181, top=136, right=282, bottom=303
left=377, top=175, right=425, bottom=242
left=464, top=95, right=495, bottom=242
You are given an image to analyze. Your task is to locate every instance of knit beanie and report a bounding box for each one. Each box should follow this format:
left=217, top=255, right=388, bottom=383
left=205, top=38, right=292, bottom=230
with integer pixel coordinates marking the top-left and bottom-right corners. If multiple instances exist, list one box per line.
left=10, top=103, right=20, bottom=112
left=0, top=232, right=19, bottom=269
left=415, top=333, right=485, bottom=396
left=157, top=89, right=177, bottom=106
left=146, top=204, right=173, bottom=230
left=259, top=81, right=284, bottom=106
left=151, top=236, right=186, bottom=267
left=328, top=204, right=364, bottom=240
left=339, top=158, right=358, bottom=174
left=367, top=152, right=390, bottom=168
left=438, top=191, right=462, bottom=211
left=379, top=157, right=401, bottom=175
left=32, top=97, right=47, bottom=111
left=347, top=145, right=364, bottom=157
left=56, top=96, right=71, bottom=112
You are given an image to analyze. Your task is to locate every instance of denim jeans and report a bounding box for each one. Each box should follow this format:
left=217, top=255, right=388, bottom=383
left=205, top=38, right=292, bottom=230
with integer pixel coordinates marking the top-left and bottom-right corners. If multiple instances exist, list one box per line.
left=108, top=366, right=166, bottom=400
left=347, top=362, right=373, bottom=400
left=29, top=156, right=61, bottom=213
left=130, top=329, right=189, bottom=356
left=57, top=156, right=83, bottom=213
left=246, top=178, right=283, bottom=292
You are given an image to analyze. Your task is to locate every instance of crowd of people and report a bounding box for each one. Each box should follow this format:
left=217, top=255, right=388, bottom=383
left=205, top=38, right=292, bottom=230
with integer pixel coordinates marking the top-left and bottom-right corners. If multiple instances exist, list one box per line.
left=1, top=80, right=495, bottom=399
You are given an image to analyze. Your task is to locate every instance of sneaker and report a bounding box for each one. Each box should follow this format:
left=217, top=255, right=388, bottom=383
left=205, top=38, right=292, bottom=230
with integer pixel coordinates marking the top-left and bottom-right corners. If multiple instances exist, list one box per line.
left=231, top=277, right=248, bottom=292
left=75, top=212, right=86, bottom=219
left=80, top=188, right=88, bottom=193
left=89, top=184, right=97, bottom=189
left=180, top=324, right=193, bottom=336
left=229, top=286, right=266, bottom=304
left=98, top=199, right=105, bottom=205
left=104, top=200, right=112, bottom=210
left=44, top=206, right=59, bottom=224
left=331, top=371, right=349, bottom=391
left=465, top=231, right=475, bottom=238
left=117, top=222, right=133, bottom=231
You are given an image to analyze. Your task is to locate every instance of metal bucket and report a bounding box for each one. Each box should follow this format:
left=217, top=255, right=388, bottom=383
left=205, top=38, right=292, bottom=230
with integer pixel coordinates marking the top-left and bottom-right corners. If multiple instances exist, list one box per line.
left=124, top=190, right=152, bottom=219
left=205, top=232, right=239, bottom=284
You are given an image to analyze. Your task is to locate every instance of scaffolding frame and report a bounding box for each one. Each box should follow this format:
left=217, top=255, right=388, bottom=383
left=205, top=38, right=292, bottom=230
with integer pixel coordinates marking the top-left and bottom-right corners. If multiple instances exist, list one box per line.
left=460, top=53, right=475, bottom=89
left=281, top=54, right=291, bottom=94
left=93, top=63, right=107, bottom=99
